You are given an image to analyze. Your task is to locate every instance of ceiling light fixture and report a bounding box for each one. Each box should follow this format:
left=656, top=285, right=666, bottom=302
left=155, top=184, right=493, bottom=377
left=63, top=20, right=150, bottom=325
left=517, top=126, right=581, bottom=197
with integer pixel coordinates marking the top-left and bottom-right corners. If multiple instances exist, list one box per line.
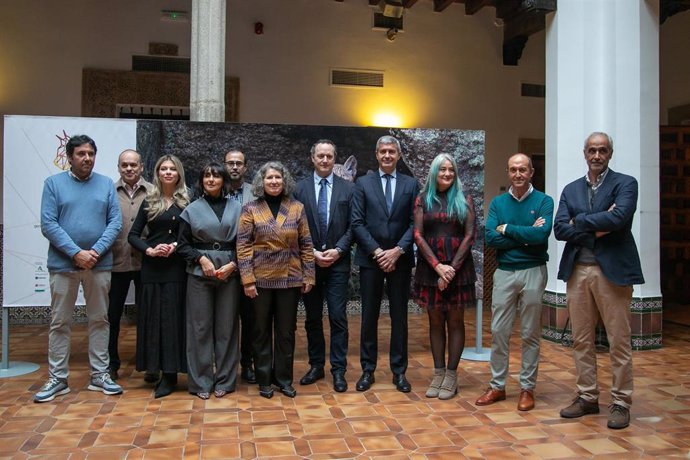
left=386, top=28, right=398, bottom=42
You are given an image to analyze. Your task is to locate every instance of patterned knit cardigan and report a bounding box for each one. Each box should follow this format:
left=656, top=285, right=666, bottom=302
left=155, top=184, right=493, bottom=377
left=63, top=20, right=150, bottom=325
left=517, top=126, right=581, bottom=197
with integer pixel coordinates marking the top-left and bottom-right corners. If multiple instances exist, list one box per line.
left=237, top=197, right=315, bottom=289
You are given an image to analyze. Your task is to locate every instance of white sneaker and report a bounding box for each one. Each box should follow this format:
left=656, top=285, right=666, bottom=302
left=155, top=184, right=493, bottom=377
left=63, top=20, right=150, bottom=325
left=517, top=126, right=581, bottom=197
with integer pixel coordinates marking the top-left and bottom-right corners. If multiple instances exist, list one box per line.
left=87, top=373, right=123, bottom=395
left=34, top=377, right=70, bottom=403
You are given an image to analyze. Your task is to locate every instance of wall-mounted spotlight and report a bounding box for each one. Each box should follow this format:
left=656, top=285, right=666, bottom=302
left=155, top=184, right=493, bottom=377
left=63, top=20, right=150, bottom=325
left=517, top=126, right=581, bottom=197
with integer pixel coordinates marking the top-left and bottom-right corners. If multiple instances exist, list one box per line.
left=386, top=27, right=398, bottom=42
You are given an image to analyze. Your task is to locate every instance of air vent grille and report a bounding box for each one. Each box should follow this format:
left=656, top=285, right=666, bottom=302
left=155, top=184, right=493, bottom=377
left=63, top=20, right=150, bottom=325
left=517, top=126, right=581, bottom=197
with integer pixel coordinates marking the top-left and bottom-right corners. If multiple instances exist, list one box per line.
left=331, top=69, right=384, bottom=88
left=373, top=12, right=403, bottom=30
left=521, top=83, right=546, bottom=98
left=132, top=55, right=190, bottom=73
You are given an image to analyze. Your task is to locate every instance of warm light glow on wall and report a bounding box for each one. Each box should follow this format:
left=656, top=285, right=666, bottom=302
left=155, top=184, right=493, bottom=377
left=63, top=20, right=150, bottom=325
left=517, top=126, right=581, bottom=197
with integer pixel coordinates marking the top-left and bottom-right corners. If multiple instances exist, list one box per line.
left=371, top=112, right=403, bottom=128
left=352, top=95, right=419, bottom=128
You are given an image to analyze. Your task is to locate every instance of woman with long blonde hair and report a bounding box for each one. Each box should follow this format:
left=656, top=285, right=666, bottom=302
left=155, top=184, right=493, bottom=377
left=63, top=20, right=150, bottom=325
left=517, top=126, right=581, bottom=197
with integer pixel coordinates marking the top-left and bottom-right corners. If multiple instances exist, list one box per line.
left=128, top=154, right=190, bottom=398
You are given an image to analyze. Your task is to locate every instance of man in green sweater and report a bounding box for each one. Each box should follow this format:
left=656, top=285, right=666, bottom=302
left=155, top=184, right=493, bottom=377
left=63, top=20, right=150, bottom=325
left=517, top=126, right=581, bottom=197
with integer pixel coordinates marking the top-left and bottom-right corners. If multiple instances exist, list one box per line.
left=475, top=153, right=553, bottom=411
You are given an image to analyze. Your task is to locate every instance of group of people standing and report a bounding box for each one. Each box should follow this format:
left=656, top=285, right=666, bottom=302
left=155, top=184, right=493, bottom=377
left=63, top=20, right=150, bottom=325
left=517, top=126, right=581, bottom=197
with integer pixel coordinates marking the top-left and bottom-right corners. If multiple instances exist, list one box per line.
left=35, top=132, right=643, bottom=429
left=477, top=132, right=643, bottom=430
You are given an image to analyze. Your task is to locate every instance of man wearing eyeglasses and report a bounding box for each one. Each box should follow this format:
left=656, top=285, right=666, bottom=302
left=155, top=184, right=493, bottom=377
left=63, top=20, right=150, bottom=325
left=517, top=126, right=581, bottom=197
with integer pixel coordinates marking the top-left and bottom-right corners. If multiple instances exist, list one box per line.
left=224, top=148, right=256, bottom=384
left=555, top=132, right=644, bottom=430
left=475, top=153, right=553, bottom=412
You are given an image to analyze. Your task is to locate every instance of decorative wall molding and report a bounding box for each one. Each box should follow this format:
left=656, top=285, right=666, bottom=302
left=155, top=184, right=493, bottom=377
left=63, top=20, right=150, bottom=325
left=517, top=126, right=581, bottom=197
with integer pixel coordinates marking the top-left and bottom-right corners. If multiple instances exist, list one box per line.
left=82, top=68, right=239, bottom=122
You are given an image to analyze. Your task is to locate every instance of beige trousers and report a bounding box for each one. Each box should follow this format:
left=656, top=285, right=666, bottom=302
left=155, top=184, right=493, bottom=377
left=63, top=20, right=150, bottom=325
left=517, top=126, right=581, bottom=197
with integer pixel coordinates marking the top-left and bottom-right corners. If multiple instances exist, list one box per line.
left=566, top=264, right=633, bottom=408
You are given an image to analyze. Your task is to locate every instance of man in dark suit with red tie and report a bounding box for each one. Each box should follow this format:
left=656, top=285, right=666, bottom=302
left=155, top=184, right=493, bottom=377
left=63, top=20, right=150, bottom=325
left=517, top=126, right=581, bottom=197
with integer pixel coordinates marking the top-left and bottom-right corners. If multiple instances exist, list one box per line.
left=351, top=135, right=419, bottom=393
left=294, top=140, right=355, bottom=392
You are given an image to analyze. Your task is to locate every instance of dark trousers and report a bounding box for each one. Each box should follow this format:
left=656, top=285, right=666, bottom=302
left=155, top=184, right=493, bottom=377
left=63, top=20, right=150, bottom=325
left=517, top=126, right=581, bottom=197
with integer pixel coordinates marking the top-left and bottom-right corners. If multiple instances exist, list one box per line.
left=359, top=266, right=411, bottom=375
left=186, top=275, right=240, bottom=393
left=239, top=291, right=255, bottom=369
left=107, top=270, right=140, bottom=372
left=252, top=287, right=300, bottom=388
left=303, top=268, right=349, bottom=374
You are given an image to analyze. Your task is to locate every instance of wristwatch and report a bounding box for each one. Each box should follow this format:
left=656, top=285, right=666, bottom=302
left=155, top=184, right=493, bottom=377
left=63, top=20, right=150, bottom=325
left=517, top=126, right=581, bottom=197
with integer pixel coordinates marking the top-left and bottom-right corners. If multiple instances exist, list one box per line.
left=335, top=247, right=344, bottom=256
left=397, top=246, right=405, bottom=255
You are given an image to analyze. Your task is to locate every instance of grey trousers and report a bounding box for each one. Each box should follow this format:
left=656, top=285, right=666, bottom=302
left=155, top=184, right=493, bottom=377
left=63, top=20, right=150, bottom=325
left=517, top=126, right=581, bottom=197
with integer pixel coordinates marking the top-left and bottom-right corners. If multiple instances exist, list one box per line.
left=185, top=274, right=240, bottom=393
left=48, top=270, right=111, bottom=380
left=489, top=265, right=547, bottom=391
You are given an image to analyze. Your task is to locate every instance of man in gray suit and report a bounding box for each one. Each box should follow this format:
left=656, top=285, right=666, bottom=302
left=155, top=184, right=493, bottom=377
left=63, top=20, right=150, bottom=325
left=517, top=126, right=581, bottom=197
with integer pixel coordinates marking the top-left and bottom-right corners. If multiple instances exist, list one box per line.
left=224, top=148, right=256, bottom=384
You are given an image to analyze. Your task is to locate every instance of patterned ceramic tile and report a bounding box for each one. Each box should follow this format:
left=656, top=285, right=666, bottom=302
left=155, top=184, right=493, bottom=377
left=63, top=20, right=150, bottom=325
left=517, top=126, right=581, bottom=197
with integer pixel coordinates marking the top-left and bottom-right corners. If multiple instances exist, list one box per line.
left=1, top=314, right=689, bottom=458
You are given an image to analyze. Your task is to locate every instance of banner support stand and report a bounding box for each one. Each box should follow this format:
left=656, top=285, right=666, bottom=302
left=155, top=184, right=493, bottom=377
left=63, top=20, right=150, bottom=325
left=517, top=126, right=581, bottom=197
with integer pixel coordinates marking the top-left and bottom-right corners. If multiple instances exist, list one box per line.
left=461, top=299, right=491, bottom=362
left=1, top=308, right=40, bottom=378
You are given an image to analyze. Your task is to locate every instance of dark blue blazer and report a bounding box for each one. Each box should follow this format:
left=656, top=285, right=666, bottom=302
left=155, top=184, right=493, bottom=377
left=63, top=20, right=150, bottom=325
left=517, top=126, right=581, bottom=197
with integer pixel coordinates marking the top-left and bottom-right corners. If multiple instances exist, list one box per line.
left=294, top=174, right=354, bottom=273
left=351, top=171, right=419, bottom=268
left=554, top=169, right=644, bottom=286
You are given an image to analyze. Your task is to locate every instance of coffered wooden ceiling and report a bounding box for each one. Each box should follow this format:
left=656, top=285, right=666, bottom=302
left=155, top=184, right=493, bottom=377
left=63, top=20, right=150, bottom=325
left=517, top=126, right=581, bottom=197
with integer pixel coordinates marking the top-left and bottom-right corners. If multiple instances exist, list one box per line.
left=332, top=0, right=690, bottom=66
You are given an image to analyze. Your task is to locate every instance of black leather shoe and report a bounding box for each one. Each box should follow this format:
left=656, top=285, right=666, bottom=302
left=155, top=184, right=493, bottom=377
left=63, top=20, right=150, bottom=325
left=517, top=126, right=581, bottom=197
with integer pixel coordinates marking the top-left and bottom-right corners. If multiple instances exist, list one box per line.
left=356, top=372, right=375, bottom=392
left=154, top=373, right=176, bottom=399
left=393, top=373, right=411, bottom=393
left=108, top=367, right=119, bottom=381
left=241, top=366, right=257, bottom=384
left=279, top=385, right=297, bottom=398
left=259, top=385, right=274, bottom=399
left=333, top=373, right=348, bottom=393
left=300, top=367, right=325, bottom=385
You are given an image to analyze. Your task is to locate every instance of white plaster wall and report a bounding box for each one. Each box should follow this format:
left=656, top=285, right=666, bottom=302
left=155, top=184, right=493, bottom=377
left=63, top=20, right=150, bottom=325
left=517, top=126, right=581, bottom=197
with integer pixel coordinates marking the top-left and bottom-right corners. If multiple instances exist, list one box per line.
left=0, top=0, right=546, bottom=223
left=660, top=11, right=690, bottom=124
left=0, top=0, right=192, bottom=118
left=1, top=1, right=689, bottom=222
left=225, top=0, right=547, bottom=198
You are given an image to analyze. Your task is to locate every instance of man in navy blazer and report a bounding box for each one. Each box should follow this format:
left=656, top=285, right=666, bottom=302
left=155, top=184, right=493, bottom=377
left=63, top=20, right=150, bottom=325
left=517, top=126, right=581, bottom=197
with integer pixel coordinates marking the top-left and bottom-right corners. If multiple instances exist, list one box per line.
left=351, top=135, right=419, bottom=393
left=294, top=140, right=355, bottom=392
left=554, top=132, right=644, bottom=430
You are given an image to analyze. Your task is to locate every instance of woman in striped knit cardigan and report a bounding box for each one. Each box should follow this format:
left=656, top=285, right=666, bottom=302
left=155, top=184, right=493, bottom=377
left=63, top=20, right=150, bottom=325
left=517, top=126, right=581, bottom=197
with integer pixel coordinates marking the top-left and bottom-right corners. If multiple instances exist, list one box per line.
left=237, top=161, right=315, bottom=399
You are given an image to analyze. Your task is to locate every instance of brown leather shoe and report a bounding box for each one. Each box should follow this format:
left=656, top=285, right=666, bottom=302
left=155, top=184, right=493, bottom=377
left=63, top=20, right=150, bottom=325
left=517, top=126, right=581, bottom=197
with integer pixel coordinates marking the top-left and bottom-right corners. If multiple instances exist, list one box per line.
left=517, top=389, right=535, bottom=411
left=475, top=387, right=506, bottom=406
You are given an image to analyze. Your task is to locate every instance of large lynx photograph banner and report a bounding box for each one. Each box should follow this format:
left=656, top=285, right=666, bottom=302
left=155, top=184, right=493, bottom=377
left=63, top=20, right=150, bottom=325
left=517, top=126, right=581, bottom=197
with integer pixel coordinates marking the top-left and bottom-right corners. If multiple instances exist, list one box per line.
left=3, top=116, right=485, bottom=308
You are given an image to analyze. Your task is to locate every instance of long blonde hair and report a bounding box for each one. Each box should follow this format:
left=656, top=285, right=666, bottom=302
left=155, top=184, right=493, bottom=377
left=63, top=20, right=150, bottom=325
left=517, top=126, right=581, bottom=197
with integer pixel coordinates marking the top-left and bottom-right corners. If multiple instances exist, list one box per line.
left=146, top=154, right=190, bottom=220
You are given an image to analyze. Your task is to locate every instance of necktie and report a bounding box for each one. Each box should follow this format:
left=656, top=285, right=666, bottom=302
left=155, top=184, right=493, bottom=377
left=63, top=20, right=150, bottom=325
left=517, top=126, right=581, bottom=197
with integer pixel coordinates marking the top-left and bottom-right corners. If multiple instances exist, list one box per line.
left=384, top=174, right=393, bottom=213
left=318, top=178, right=328, bottom=243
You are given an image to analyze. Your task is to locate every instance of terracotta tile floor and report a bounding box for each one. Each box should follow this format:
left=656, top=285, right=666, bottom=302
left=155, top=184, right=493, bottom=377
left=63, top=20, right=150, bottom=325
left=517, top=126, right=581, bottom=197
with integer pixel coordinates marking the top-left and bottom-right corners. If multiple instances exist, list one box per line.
left=1, top=311, right=690, bottom=459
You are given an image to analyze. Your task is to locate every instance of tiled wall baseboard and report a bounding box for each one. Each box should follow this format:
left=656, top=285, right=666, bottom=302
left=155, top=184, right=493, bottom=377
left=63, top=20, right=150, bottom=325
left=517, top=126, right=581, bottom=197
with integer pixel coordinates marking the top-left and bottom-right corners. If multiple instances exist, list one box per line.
left=542, top=290, right=663, bottom=350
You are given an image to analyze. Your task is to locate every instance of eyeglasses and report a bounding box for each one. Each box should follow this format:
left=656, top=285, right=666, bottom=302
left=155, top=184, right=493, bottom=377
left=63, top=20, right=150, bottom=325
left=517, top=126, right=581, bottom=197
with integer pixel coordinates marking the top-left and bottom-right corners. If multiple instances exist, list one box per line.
left=224, top=161, right=244, bottom=167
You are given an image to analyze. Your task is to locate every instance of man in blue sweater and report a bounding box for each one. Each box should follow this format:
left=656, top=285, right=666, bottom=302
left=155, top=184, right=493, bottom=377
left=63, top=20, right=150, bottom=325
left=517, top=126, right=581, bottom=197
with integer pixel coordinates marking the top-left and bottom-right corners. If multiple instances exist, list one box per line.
left=475, top=153, right=553, bottom=411
left=35, top=134, right=123, bottom=403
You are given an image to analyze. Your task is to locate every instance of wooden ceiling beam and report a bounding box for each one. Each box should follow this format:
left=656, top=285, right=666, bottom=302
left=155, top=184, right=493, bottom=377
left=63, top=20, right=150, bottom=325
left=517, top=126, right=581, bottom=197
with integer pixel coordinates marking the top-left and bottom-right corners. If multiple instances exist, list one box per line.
left=661, top=0, right=690, bottom=23
left=433, top=0, right=456, bottom=12
left=501, top=0, right=556, bottom=65
left=464, top=0, right=495, bottom=15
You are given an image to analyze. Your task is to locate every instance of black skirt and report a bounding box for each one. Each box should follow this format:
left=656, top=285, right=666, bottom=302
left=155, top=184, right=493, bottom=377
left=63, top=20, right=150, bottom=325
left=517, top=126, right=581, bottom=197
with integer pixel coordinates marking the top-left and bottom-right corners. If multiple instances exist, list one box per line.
left=136, top=280, right=188, bottom=373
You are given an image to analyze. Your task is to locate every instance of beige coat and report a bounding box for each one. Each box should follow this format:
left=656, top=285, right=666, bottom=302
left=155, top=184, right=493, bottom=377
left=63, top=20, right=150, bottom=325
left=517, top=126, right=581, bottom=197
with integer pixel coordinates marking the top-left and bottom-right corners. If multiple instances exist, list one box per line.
left=111, top=177, right=152, bottom=272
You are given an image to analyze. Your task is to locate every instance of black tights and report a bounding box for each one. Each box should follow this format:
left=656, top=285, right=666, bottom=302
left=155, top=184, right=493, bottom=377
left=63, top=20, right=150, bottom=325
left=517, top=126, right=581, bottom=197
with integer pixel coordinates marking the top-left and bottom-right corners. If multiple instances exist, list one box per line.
left=428, top=309, right=465, bottom=370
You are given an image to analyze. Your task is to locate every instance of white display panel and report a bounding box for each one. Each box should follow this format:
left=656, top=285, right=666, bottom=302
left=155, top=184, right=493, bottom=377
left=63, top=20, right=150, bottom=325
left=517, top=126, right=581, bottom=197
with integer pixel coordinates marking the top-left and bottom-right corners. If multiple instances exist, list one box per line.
left=3, top=115, right=137, bottom=307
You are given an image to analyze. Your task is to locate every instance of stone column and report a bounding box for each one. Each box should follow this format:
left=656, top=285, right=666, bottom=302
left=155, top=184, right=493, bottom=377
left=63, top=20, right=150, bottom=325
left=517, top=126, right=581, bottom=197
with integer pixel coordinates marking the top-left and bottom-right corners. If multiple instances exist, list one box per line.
left=190, top=0, right=226, bottom=122
left=543, top=0, right=662, bottom=349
